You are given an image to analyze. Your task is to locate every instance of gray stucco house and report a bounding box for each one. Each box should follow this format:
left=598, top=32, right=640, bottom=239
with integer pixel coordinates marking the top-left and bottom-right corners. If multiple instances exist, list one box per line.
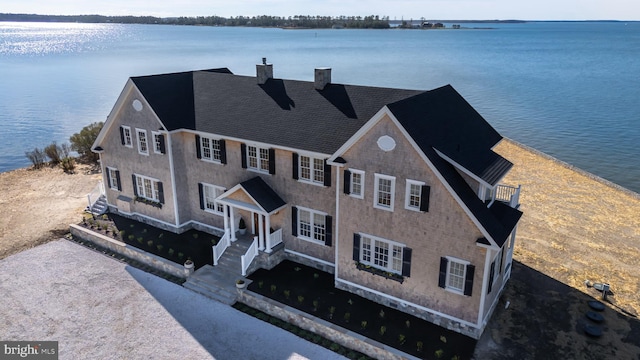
left=92, top=60, right=522, bottom=339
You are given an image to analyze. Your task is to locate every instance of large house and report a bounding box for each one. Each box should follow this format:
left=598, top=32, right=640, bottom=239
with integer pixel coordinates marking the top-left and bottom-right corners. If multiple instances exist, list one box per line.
left=92, top=60, right=522, bottom=339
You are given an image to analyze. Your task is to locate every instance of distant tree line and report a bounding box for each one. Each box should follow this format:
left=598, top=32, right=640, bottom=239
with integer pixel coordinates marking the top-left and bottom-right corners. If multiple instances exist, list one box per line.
left=0, top=13, right=390, bottom=29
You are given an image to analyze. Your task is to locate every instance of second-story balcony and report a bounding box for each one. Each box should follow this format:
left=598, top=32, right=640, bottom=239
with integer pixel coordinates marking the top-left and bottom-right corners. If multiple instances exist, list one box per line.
left=486, top=184, right=521, bottom=209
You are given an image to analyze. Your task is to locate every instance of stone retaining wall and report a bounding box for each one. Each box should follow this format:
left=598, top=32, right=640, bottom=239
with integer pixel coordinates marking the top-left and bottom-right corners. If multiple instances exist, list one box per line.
left=238, top=290, right=419, bottom=360
left=69, top=224, right=188, bottom=279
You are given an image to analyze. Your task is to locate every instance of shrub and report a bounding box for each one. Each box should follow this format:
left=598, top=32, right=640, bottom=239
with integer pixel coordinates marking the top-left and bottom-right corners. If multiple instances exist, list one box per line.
left=434, top=349, right=444, bottom=358
left=61, top=156, right=75, bottom=173
left=270, top=284, right=276, bottom=293
left=360, top=320, right=367, bottom=329
left=398, top=334, right=406, bottom=345
left=44, top=142, right=62, bottom=164
left=283, top=290, right=290, bottom=299
left=416, top=341, right=423, bottom=352
left=297, top=295, right=304, bottom=304
left=156, top=244, right=163, bottom=252
left=146, top=240, right=153, bottom=246
left=25, top=147, right=47, bottom=169
left=178, top=252, right=184, bottom=259
left=379, top=325, right=386, bottom=336
left=168, top=248, right=174, bottom=256
left=70, top=121, right=103, bottom=163
left=128, top=234, right=135, bottom=241
left=59, top=142, right=71, bottom=158
left=343, top=312, right=350, bottom=323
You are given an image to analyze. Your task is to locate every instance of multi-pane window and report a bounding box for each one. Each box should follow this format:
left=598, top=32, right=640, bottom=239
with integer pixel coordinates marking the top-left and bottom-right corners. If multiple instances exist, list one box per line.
left=299, top=155, right=324, bottom=184
left=108, top=168, right=119, bottom=190
left=350, top=170, right=364, bottom=198
left=374, top=174, right=395, bottom=211
left=136, top=129, right=148, bottom=155
left=405, top=179, right=424, bottom=211
left=121, top=126, right=132, bottom=147
left=246, top=145, right=270, bottom=173
left=259, top=148, right=270, bottom=172
left=360, top=235, right=403, bottom=274
left=202, top=183, right=225, bottom=215
left=447, top=260, right=466, bottom=292
left=200, top=136, right=222, bottom=162
left=152, top=131, right=164, bottom=154
left=297, top=208, right=326, bottom=243
left=135, top=174, right=160, bottom=201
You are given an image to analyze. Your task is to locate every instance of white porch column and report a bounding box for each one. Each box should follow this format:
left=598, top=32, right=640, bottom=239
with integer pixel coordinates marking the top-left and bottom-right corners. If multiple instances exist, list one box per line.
left=223, top=205, right=230, bottom=235
left=265, top=214, right=272, bottom=253
left=258, top=214, right=265, bottom=250
left=229, top=208, right=237, bottom=241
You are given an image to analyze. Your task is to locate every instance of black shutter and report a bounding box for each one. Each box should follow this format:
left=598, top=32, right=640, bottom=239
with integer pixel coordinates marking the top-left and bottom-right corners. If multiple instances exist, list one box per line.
left=132, top=175, right=138, bottom=197
left=115, top=170, right=122, bottom=191
left=464, top=264, right=475, bottom=296
left=195, top=135, right=202, bottom=159
left=352, top=233, right=361, bottom=261
left=402, top=247, right=412, bottom=277
left=323, top=160, right=331, bottom=187
left=438, top=257, right=448, bottom=288
left=292, top=153, right=299, bottom=180
left=157, top=182, right=164, bottom=204
left=343, top=170, right=351, bottom=194
left=198, top=183, right=205, bottom=210
left=120, top=127, right=125, bottom=145
left=219, top=139, right=227, bottom=164
left=324, top=215, right=332, bottom=247
left=487, top=261, right=495, bottom=294
left=158, top=134, right=166, bottom=154
left=106, top=170, right=112, bottom=189
left=268, top=148, right=276, bottom=174
left=241, top=143, right=247, bottom=169
left=420, top=185, right=430, bottom=212
left=291, top=206, right=298, bottom=236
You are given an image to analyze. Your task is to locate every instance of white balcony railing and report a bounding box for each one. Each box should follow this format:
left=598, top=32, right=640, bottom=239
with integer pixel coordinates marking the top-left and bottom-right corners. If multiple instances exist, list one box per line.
left=213, top=231, right=230, bottom=266
left=492, top=184, right=521, bottom=208
left=241, top=236, right=259, bottom=276
left=269, top=228, right=283, bottom=249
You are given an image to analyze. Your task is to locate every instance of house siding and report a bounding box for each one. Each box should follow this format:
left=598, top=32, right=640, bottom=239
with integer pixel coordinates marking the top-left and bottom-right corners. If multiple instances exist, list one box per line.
left=336, top=115, right=485, bottom=324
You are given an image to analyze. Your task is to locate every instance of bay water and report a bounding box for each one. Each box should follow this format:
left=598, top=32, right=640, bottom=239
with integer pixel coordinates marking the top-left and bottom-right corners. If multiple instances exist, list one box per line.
left=1, top=21, right=638, bottom=193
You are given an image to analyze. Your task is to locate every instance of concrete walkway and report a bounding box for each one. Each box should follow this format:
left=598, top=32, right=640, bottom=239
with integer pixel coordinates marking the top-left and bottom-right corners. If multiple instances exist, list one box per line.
left=0, top=240, right=346, bottom=360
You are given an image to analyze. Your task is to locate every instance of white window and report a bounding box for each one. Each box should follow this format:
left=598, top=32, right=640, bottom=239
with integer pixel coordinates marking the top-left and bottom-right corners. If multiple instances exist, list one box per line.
left=247, top=145, right=270, bottom=173
left=152, top=131, right=164, bottom=154
left=299, top=155, right=325, bottom=185
left=121, top=126, right=132, bottom=147
left=405, top=179, right=425, bottom=211
left=297, top=207, right=326, bottom=244
left=107, top=167, right=120, bottom=190
left=135, top=174, right=160, bottom=202
left=446, top=258, right=468, bottom=293
left=200, top=136, right=222, bottom=162
left=350, top=169, right=364, bottom=199
left=202, top=183, right=225, bottom=215
left=136, top=129, right=148, bottom=155
left=359, top=234, right=403, bottom=274
left=374, top=173, right=395, bottom=211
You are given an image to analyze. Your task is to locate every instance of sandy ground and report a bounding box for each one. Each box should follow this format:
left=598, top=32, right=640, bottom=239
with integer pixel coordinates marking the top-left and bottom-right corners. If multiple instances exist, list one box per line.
left=0, top=140, right=639, bottom=359
left=0, top=239, right=346, bottom=360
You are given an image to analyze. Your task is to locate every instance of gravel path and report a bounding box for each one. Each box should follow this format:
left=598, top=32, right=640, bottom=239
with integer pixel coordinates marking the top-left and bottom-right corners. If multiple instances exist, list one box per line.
left=0, top=240, right=346, bottom=360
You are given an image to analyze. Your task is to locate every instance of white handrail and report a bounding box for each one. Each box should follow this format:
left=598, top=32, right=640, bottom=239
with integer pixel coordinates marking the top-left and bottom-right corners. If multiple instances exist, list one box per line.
left=213, top=231, right=230, bottom=266
left=86, top=181, right=104, bottom=209
left=493, top=184, right=521, bottom=208
left=241, top=236, right=259, bottom=276
left=269, top=228, right=283, bottom=249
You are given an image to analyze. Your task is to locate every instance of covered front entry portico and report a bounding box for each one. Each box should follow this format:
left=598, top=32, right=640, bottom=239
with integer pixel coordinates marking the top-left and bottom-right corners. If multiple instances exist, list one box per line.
left=214, top=176, right=287, bottom=274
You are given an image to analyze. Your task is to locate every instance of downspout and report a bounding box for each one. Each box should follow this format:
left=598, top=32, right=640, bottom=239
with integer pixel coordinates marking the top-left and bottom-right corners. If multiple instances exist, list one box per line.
left=333, top=164, right=343, bottom=283
left=477, top=248, right=493, bottom=329
left=166, top=131, right=180, bottom=227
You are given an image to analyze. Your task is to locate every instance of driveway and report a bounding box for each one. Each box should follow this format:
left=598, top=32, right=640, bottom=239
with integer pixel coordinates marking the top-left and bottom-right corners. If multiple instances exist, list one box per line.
left=0, top=240, right=346, bottom=360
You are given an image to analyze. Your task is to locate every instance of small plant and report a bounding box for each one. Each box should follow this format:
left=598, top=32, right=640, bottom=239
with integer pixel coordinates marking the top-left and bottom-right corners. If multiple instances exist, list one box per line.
left=129, top=224, right=135, bottom=228
left=440, top=335, right=447, bottom=344
left=25, top=147, right=46, bottom=169
left=417, top=341, right=423, bottom=352
left=101, top=223, right=108, bottom=231
left=270, top=284, right=277, bottom=294
left=328, top=306, right=336, bottom=319
left=258, top=280, right=264, bottom=289
left=142, top=228, right=148, bottom=234
left=283, top=290, right=291, bottom=299
left=312, top=300, right=319, bottom=311
left=156, top=244, right=164, bottom=252
left=168, top=248, right=175, bottom=256
left=158, top=233, right=164, bottom=239
left=360, top=320, right=367, bottom=329
left=119, top=230, right=126, bottom=238
left=101, top=214, right=109, bottom=221
left=294, top=266, right=301, bottom=272
left=398, top=334, right=406, bottom=345
left=146, top=240, right=153, bottom=247
left=178, top=252, right=184, bottom=259
left=451, top=356, right=460, bottom=360
left=343, top=312, right=350, bottom=323
left=61, top=156, right=75, bottom=173
left=379, top=309, right=385, bottom=319
left=313, top=273, right=319, bottom=279
left=211, top=239, right=216, bottom=245
left=128, top=234, right=135, bottom=241
left=297, top=295, right=304, bottom=304
left=379, top=326, right=386, bottom=336
left=434, top=349, right=444, bottom=358
left=347, top=298, right=353, bottom=305
left=192, top=233, right=199, bottom=239
left=329, top=343, right=340, bottom=352
left=405, top=320, right=411, bottom=329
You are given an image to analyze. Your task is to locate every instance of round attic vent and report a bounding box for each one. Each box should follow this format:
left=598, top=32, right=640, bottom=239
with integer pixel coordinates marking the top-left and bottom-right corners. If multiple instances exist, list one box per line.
left=132, top=99, right=143, bottom=111
left=377, top=135, right=396, bottom=152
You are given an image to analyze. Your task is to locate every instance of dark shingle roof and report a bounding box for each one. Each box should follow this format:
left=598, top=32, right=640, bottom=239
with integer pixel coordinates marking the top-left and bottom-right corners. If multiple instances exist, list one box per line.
left=240, top=177, right=286, bottom=213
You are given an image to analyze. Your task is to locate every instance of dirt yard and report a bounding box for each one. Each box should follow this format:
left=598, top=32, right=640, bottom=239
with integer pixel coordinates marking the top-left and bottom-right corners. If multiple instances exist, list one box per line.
left=0, top=140, right=638, bottom=359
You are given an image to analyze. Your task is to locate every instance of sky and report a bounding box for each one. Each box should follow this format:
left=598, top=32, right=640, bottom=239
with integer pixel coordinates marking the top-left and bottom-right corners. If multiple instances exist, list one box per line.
left=2, top=0, right=639, bottom=20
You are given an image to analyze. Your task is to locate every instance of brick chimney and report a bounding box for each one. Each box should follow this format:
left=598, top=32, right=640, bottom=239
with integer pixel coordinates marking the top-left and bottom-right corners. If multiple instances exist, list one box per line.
left=314, top=67, right=332, bottom=90
left=256, top=57, right=273, bottom=85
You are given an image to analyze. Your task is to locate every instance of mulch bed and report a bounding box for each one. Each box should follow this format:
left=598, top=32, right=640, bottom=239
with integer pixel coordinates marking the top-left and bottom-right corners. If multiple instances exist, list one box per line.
left=80, top=213, right=218, bottom=269
left=247, top=260, right=476, bottom=359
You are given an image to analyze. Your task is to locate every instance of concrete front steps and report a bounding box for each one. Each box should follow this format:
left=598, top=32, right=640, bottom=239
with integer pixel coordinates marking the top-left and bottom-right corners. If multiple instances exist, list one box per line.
left=183, top=237, right=253, bottom=305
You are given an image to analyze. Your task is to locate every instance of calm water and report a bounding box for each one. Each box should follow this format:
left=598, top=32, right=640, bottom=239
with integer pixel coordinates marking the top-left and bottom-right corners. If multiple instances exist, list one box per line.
left=1, top=21, right=639, bottom=193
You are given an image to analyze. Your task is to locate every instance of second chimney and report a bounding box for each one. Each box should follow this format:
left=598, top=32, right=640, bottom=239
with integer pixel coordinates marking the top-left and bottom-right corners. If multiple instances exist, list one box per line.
left=314, top=67, right=332, bottom=90
left=256, top=57, right=273, bottom=85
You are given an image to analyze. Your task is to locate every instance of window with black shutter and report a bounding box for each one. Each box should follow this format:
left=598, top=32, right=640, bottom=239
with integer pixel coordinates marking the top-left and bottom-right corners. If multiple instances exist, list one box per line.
left=352, top=233, right=361, bottom=261
left=195, top=135, right=202, bottom=159
left=323, top=160, right=331, bottom=187
left=291, top=206, right=298, bottom=236
left=198, top=183, right=205, bottom=210
left=343, top=170, right=351, bottom=194
left=268, top=148, right=276, bottom=175
left=240, top=143, right=247, bottom=169
left=401, top=247, right=412, bottom=277
left=324, top=215, right=332, bottom=247
left=420, top=185, right=430, bottom=212
left=292, top=153, right=299, bottom=180
left=219, top=139, right=227, bottom=164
